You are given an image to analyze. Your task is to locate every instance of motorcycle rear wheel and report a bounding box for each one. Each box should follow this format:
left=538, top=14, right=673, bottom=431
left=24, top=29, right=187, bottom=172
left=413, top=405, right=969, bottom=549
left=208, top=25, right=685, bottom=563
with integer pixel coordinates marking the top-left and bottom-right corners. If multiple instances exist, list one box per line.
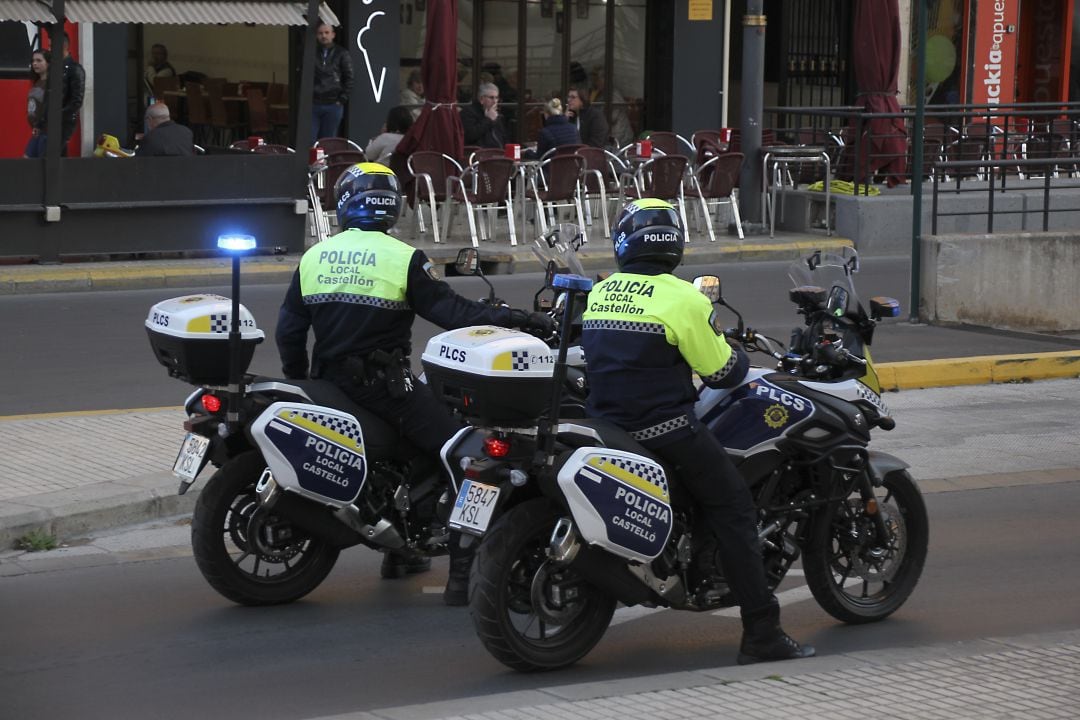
left=803, top=469, right=928, bottom=624
left=469, top=498, right=616, bottom=672
left=191, top=451, right=340, bottom=606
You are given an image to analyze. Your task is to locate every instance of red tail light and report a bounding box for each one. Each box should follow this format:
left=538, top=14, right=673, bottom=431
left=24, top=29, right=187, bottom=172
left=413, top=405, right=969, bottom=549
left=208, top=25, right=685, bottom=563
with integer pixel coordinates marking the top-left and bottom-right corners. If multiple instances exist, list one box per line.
left=201, top=394, right=222, bottom=413
left=483, top=435, right=511, bottom=458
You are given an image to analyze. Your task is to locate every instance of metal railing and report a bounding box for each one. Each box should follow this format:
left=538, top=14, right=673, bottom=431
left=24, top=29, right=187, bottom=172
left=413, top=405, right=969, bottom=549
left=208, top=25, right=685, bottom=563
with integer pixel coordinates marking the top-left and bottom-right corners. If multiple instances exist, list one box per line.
left=929, top=157, right=1080, bottom=235
left=762, top=101, right=1080, bottom=196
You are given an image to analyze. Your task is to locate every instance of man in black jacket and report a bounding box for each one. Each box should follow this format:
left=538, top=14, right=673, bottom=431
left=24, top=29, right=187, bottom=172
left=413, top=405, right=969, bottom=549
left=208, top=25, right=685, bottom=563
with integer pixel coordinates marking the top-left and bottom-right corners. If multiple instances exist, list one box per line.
left=312, top=22, right=354, bottom=144
left=137, top=103, right=194, bottom=156
left=61, top=33, right=85, bottom=156
left=459, top=83, right=506, bottom=149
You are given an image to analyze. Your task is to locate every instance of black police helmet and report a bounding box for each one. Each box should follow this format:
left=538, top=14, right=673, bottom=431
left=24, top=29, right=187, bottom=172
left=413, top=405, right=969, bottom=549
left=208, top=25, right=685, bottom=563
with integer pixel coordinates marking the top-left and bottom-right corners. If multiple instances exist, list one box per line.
left=335, top=162, right=402, bottom=231
left=611, top=199, right=684, bottom=272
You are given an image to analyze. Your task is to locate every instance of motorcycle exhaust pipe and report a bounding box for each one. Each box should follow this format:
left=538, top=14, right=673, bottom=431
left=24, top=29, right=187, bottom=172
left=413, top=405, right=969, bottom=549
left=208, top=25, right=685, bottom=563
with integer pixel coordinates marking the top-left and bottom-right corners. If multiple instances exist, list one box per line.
left=550, top=518, right=657, bottom=607
left=254, top=470, right=363, bottom=548
left=255, top=469, right=280, bottom=509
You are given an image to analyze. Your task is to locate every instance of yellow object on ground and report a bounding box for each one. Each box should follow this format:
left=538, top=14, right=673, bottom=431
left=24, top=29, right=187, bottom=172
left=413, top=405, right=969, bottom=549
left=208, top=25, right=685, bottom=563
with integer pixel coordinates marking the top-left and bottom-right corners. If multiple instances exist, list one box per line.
left=808, top=179, right=880, bottom=196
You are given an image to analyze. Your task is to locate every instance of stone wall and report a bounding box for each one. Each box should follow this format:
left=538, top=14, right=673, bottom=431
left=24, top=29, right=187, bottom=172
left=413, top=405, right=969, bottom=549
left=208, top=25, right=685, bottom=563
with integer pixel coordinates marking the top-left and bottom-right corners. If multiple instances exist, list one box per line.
left=920, top=232, right=1080, bottom=332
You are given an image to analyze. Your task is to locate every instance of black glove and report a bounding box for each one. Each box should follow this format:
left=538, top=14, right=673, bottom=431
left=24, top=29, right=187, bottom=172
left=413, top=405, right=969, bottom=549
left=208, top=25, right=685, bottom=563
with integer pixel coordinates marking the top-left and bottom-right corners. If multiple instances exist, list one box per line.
left=510, top=309, right=555, bottom=336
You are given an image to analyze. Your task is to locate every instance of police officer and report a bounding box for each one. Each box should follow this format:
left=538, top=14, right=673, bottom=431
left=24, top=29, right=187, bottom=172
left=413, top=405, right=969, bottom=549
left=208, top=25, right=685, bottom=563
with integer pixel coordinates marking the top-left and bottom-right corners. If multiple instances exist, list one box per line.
left=276, top=162, right=553, bottom=605
left=580, top=199, right=814, bottom=665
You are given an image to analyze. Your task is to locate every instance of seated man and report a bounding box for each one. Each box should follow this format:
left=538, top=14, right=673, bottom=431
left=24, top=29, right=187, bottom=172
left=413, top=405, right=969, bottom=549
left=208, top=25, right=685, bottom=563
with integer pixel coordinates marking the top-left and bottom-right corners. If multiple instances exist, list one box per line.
left=136, top=102, right=194, bottom=157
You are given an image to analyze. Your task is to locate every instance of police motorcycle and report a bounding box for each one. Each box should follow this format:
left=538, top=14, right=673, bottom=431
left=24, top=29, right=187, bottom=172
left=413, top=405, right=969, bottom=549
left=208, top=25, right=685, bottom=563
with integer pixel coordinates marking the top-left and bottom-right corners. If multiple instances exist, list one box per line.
left=144, top=238, right=486, bottom=606
left=424, top=247, right=928, bottom=671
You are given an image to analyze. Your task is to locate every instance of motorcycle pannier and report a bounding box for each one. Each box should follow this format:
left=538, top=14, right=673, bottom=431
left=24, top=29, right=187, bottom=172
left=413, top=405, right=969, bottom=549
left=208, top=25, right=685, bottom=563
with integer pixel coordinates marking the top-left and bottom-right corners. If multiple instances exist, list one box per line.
left=145, top=294, right=264, bottom=385
left=421, top=326, right=554, bottom=427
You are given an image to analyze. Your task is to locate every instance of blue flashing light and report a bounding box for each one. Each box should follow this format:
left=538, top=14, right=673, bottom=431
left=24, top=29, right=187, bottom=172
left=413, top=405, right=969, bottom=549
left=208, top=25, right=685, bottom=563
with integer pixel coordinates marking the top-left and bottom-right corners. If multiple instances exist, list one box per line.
left=217, top=234, right=257, bottom=252
left=553, top=273, right=593, bottom=292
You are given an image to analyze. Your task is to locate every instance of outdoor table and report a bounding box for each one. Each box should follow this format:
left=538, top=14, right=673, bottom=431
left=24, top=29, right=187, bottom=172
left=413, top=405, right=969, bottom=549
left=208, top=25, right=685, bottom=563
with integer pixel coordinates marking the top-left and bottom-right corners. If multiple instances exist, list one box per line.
left=761, top=145, right=831, bottom=238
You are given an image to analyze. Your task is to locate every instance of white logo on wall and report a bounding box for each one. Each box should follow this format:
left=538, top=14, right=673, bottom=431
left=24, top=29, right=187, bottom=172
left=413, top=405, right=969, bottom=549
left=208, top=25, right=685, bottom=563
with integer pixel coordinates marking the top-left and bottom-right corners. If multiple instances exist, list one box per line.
left=356, top=6, right=387, bottom=103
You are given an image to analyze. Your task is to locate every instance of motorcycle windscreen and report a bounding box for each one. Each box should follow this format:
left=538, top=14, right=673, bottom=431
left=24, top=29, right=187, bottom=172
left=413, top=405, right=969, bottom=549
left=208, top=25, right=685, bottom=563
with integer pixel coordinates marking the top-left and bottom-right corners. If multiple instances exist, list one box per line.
left=250, top=402, right=368, bottom=507
left=556, top=447, right=673, bottom=564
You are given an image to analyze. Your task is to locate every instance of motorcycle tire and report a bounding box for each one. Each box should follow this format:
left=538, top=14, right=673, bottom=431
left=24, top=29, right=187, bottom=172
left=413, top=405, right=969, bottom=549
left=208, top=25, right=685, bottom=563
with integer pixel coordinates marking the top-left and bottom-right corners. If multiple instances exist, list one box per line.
left=191, top=450, right=340, bottom=606
left=469, top=498, right=616, bottom=672
left=803, top=469, right=928, bottom=624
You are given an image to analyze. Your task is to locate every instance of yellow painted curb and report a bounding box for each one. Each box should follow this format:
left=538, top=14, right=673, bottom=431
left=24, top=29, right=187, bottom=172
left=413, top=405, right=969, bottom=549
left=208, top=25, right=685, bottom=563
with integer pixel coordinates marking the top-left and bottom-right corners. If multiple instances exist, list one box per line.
left=0, top=406, right=181, bottom=422
left=877, top=351, right=1080, bottom=391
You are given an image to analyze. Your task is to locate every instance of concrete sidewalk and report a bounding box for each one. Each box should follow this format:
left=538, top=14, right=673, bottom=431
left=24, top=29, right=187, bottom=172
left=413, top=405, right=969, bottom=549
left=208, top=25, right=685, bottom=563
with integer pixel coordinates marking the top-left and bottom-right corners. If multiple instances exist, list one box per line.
left=322, top=628, right=1080, bottom=719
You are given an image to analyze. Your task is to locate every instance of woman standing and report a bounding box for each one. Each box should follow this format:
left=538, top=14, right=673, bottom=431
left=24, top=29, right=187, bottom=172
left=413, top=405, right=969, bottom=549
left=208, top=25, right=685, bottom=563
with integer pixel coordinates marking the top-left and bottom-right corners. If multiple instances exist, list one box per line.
left=535, top=98, right=581, bottom=159
left=24, top=50, right=50, bottom=158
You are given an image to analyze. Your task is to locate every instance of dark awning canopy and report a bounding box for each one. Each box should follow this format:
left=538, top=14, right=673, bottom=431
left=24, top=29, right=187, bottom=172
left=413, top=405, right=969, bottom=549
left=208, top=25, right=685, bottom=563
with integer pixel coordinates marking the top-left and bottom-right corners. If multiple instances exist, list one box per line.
left=0, top=0, right=339, bottom=25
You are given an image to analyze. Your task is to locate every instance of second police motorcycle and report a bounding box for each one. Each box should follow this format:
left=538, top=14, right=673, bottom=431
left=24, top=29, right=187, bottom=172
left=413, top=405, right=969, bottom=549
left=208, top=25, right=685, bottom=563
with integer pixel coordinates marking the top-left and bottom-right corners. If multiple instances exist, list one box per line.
left=422, top=232, right=929, bottom=671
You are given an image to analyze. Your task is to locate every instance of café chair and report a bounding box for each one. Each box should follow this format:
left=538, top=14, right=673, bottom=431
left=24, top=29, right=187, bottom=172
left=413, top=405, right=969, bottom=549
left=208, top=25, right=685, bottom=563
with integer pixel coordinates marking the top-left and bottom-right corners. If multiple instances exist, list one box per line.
left=446, top=156, right=518, bottom=247
left=407, top=151, right=463, bottom=244
left=689, top=152, right=745, bottom=241
left=576, top=147, right=624, bottom=233
left=315, top=137, right=364, bottom=155
left=184, top=82, right=210, bottom=146
left=528, top=155, right=588, bottom=243
left=245, top=88, right=272, bottom=140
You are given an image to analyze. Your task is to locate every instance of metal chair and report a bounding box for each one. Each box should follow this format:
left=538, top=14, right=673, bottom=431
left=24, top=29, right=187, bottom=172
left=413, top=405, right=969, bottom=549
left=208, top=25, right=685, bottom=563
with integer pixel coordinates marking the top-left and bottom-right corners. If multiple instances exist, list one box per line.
left=646, top=131, right=695, bottom=162
left=446, top=157, right=518, bottom=247
left=617, top=155, right=691, bottom=235
left=252, top=144, right=295, bottom=154
left=407, top=151, right=463, bottom=244
left=324, top=150, right=366, bottom=166
left=315, top=137, right=364, bottom=154
left=529, top=155, right=588, bottom=243
left=575, top=147, right=622, bottom=234
left=691, top=152, right=745, bottom=241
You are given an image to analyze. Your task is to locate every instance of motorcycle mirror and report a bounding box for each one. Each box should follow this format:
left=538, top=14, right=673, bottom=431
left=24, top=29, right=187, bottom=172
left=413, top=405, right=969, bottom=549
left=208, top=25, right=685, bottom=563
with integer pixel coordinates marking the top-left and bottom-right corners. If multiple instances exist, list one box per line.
left=455, top=248, right=481, bottom=276
left=826, top=284, right=850, bottom=317
left=692, top=275, right=722, bottom=303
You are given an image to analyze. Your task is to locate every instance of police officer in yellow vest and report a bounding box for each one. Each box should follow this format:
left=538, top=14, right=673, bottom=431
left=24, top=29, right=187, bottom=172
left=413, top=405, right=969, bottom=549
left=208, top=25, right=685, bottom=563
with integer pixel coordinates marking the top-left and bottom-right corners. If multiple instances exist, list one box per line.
left=277, top=162, right=553, bottom=605
left=581, top=199, right=814, bottom=664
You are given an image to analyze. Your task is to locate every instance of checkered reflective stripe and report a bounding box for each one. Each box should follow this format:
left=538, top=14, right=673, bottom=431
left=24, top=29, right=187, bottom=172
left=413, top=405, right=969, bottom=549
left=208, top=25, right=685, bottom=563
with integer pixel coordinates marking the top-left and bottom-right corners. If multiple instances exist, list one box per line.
left=583, top=319, right=666, bottom=334
left=629, top=414, right=690, bottom=442
left=604, top=455, right=669, bottom=497
left=701, top=351, right=739, bottom=384
left=304, top=293, right=409, bottom=310
left=295, top=410, right=364, bottom=446
left=511, top=351, right=532, bottom=370
left=209, top=313, right=229, bottom=333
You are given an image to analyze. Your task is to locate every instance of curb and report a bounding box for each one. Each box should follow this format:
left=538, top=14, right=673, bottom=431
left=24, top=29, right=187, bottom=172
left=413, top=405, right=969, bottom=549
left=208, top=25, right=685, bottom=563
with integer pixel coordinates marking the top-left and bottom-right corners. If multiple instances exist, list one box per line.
left=0, top=474, right=200, bottom=550
left=877, top=350, right=1080, bottom=390
left=0, top=238, right=854, bottom=295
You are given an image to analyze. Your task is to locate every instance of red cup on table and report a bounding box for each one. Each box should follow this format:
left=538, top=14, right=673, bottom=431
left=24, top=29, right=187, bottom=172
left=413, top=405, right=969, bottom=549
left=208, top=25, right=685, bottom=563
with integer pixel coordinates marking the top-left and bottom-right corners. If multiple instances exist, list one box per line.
left=308, top=146, right=326, bottom=165
left=636, top=139, right=653, bottom=158
left=720, top=128, right=733, bottom=144
left=504, top=143, right=521, bottom=161
left=248, top=135, right=265, bottom=149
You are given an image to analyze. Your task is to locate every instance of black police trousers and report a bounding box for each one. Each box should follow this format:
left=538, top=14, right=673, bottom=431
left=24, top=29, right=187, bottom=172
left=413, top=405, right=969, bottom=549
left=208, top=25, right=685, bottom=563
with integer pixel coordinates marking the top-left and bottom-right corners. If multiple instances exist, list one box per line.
left=324, top=363, right=462, bottom=456
left=649, top=427, right=774, bottom=613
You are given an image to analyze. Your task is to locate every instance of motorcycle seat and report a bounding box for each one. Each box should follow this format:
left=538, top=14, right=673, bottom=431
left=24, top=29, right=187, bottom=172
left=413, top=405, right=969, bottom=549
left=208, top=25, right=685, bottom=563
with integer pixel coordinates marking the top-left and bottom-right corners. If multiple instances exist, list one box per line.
left=556, top=417, right=665, bottom=465
left=248, top=376, right=419, bottom=462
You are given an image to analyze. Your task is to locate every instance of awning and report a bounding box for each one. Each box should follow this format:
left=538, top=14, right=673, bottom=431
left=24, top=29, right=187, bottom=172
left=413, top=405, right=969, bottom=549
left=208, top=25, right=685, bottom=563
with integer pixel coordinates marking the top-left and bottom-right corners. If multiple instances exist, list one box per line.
left=61, top=1, right=339, bottom=26
left=0, top=0, right=56, bottom=22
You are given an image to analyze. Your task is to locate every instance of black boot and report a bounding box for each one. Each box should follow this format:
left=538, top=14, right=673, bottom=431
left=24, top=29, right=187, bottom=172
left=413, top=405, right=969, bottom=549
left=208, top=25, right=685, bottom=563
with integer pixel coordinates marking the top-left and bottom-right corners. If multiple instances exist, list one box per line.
left=737, top=600, right=815, bottom=665
left=443, top=532, right=475, bottom=606
left=380, top=550, right=432, bottom=579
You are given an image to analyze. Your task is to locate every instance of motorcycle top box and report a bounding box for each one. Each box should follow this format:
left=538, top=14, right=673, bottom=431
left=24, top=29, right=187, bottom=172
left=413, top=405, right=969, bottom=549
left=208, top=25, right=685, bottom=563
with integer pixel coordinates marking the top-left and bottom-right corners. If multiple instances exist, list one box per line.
left=421, top=326, right=554, bottom=427
left=146, top=294, right=264, bottom=386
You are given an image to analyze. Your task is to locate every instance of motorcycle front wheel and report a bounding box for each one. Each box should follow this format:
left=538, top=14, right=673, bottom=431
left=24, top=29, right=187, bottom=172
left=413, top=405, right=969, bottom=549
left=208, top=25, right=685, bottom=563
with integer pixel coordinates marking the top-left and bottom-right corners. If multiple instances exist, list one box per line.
left=191, top=450, right=340, bottom=606
left=469, top=498, right=616, bottom=672
left=803, top=469, right=928, bottom=623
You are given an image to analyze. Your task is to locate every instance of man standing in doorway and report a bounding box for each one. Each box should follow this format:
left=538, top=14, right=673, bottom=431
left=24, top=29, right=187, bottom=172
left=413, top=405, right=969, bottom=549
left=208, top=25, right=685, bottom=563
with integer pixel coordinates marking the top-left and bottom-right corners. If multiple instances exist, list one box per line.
left=61, top=32, right=85, bottom=156
left=312, top=22, right=354, bottom=144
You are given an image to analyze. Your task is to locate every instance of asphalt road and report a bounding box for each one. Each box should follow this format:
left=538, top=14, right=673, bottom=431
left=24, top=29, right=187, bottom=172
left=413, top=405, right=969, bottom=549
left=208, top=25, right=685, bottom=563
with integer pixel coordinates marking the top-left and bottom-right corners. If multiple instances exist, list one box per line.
left=3, top=256, right=1077, bottom=415
left=1, top=480, right=1078, bottom=720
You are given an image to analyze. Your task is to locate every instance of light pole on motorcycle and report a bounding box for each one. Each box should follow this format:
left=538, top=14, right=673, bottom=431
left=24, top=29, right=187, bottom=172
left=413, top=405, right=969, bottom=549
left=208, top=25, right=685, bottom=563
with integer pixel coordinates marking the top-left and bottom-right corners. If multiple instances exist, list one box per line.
left=217, top=233, right=257, bottom=431
left=536, top=273, right=594, bottom=468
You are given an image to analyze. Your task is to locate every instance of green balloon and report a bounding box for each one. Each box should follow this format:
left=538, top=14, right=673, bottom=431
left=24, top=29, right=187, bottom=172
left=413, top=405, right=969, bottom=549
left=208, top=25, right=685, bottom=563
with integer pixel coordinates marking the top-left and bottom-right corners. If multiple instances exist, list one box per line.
left=925, top=34, right=956, bottom=84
